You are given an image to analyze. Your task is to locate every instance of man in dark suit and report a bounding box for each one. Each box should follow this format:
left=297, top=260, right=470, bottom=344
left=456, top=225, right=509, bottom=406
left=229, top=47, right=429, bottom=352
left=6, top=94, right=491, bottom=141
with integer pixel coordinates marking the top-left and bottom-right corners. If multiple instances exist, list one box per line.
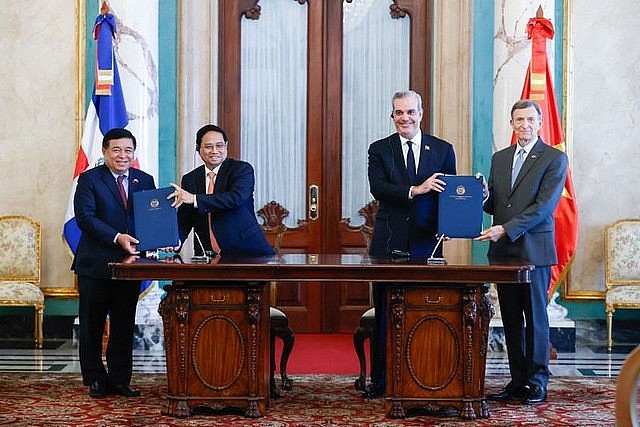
left=365, top=90, right=457, bottom=398
left=476, top=99, right=568, bottom=405
left=72, top=128, right=155, bottom=398
left=169, top=124, right=274, bottom=257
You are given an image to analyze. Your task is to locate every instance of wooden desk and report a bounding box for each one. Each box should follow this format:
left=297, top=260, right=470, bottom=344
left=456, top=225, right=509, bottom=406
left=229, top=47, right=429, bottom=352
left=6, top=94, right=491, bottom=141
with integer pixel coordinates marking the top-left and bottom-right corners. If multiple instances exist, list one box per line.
left=112, top=254, right=531, bottom=420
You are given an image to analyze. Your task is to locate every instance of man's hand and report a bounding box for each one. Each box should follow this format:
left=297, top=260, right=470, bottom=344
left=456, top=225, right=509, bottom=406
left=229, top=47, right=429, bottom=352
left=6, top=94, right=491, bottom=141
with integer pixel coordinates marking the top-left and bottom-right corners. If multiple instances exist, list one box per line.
left=168, top=183, right=195, bottom=207
left=475, top=171, right=489, bottom=200
left=412, top=173, right=446, bottom=196
left=475, top=225, right=506, bottom=242
left=116, top=233, right=140, bottom=254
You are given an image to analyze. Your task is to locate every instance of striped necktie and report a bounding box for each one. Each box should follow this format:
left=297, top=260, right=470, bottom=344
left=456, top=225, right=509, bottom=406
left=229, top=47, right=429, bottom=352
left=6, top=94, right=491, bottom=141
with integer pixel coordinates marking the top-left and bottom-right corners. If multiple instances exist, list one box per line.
left=116, top=174, right=127, bottom=207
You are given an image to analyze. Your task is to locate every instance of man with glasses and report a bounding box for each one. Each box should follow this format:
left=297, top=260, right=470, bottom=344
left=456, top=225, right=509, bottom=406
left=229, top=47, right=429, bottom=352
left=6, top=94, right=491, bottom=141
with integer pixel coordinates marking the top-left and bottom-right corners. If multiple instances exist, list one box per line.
left=169, top=124, right=274, bottom=257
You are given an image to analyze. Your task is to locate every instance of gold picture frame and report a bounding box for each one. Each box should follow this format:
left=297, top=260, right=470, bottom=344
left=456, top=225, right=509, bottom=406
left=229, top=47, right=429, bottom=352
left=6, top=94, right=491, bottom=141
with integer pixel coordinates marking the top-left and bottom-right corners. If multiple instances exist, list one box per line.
left=561, top=0, right=604, bottom=301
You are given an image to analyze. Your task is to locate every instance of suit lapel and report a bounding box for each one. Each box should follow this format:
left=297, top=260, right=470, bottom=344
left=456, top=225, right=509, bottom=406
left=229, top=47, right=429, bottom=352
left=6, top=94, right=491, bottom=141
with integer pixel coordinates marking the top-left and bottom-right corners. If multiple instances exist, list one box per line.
left=416, top=132, right=431, bottom=181
left=99, top=165, right=126, bottom=210
left=128, top=169, right=142, bottom=200
left=389, top=134, right=409, bottom=184
left=215, top=159, right=232, bottom=193
left=511, top=138, right=545, bottom=192
left=193, top=165, right=206, bottom=194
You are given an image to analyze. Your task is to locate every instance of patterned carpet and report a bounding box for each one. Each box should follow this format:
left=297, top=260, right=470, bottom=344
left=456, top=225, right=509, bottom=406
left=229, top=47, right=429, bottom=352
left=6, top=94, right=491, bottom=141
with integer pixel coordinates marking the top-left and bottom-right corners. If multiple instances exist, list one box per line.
left=0, top=373, right=617, bottom=426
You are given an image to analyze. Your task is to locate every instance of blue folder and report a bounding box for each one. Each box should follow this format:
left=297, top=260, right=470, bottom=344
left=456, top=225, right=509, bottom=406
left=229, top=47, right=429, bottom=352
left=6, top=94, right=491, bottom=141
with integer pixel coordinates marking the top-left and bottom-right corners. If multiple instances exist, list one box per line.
left=437, top=175, right=484, bottom=238
left=132, top=187, right=179, bottom=251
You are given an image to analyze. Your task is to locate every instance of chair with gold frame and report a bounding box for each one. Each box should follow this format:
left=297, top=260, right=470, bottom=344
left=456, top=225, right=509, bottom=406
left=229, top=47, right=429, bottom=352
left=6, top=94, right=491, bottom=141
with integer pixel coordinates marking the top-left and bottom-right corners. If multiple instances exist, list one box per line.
left=605, top=219, right=640, bottom=352
left=0, top=215, right=44, bottom=348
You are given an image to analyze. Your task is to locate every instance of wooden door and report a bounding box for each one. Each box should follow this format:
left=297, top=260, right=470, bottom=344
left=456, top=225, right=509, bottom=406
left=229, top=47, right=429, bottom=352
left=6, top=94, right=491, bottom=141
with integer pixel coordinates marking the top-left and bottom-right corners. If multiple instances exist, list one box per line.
left=218, top=0, right=432, bottom=332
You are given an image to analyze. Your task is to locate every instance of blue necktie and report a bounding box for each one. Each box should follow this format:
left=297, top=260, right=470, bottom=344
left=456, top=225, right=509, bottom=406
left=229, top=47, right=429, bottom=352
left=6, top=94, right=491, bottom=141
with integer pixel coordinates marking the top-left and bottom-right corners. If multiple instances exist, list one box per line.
left=511, top=149, right=525, bottom=188
left=406, top=141, right=417, bottom=185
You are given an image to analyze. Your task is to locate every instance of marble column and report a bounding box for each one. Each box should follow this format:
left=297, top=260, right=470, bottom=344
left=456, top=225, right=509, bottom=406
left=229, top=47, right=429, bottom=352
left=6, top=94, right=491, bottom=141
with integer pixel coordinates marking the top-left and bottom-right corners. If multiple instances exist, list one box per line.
left=493, top=0, right=555, bottom=152
left=433, top=1, right=472, bottom=262
left=107, top=0, right=160, bottom=181
left=177, top=0, right=218, bottom=179
left=176, top=0, right=219, bottom=262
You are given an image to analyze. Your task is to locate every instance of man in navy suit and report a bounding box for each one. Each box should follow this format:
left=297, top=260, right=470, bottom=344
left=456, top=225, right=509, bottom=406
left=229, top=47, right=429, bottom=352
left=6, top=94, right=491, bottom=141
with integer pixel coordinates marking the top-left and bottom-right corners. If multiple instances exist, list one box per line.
left=476, top=99, right=567, bottom=405
left=170, top=124, right=274, bottom=257
left=72, top=128, right=155, bottom=398
left=365, top=90, right=457, bottom=398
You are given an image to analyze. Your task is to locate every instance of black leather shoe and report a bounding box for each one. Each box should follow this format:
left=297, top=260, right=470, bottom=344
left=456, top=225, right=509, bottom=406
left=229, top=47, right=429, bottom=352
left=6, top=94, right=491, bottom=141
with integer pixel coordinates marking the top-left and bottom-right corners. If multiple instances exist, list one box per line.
left=487, top=382, right=530, bottom=401
left=89, top=380, right=109, bottom=398
left=111, top=383, right=141, bottom=397
left=523, top=385, right=547, bottom=404
left=361, top=383, right=384, bottom=399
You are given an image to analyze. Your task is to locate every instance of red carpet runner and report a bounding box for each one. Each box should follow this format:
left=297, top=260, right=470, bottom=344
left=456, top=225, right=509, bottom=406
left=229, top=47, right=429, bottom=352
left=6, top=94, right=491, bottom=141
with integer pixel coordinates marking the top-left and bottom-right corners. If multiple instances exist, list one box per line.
left=275, top=333, right=367, bottom=374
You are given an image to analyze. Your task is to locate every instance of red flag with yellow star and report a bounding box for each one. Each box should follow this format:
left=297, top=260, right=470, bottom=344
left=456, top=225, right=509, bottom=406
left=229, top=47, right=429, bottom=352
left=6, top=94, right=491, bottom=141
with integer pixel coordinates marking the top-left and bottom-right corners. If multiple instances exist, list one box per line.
left=512, top=7, right=578, bottom=299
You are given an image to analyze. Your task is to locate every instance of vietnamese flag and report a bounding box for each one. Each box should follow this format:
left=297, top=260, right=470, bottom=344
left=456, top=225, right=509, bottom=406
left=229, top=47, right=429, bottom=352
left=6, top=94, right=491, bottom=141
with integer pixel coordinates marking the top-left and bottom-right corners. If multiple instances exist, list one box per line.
left=512, top=7, right=578, bottom=299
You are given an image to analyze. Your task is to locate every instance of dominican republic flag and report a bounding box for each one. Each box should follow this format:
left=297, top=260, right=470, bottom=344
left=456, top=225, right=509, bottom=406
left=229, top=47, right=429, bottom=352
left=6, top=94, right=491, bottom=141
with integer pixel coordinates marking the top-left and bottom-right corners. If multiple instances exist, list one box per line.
left=63, top=5, right=150, bottom=294
left=512, top=7, right=579, bottom=299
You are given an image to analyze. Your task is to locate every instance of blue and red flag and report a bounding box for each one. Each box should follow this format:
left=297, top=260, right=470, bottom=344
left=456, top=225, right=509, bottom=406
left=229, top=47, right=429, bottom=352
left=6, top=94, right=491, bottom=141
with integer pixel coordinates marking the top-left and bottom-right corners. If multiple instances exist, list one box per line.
left=63, top=2, right=150, bottom=294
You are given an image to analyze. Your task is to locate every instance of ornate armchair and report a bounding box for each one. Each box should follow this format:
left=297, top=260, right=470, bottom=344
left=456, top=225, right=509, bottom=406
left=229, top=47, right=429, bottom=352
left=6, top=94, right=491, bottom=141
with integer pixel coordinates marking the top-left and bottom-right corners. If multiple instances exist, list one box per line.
left=257, top=201, right=295, bottom=397
left=353, top=200, right=378, bottom=390
left=605, top=219, right=640, bottom=352
left=0, top=215, right=44, bottom=348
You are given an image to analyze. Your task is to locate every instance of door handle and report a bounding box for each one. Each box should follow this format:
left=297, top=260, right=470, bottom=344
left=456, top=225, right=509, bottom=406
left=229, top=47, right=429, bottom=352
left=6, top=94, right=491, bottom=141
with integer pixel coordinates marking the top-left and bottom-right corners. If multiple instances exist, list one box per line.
left=309, top=184, right=319, bottom=220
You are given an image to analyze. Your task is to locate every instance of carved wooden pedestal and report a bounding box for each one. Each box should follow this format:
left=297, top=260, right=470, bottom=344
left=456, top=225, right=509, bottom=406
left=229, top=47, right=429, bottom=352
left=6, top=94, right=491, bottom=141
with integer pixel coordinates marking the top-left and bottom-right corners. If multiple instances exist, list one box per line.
left=386, top=284, right=494, bottom=420
left=113, top=254, right=530, bottom=420
left=158, top=281, right=269, bottom=418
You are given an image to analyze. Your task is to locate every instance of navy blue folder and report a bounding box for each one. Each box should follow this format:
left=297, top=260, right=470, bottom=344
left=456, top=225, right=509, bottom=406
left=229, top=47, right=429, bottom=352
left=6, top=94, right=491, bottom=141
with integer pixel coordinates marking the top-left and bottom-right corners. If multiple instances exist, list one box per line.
left=132, top=187, right=179, bottom=251
left=437, top=175, right=484, bottom=238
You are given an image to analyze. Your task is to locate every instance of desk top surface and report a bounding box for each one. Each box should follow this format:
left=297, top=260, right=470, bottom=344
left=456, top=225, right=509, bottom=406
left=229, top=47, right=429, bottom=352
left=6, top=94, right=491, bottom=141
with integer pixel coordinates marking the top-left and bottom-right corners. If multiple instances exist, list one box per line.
left=111, top=253, right=532, bottom=284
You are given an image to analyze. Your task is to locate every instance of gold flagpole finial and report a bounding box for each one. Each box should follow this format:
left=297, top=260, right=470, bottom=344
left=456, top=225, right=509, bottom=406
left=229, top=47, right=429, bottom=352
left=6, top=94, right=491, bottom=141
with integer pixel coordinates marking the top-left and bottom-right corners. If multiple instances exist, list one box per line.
left=100, top=1, right=110, bottom=15
left=536, top=5, right=544, bottom=18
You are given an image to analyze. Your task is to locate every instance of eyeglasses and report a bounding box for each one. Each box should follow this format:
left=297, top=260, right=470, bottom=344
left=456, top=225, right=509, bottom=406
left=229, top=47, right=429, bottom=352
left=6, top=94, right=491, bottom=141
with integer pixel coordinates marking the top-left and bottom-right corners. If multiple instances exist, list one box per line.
left=201, top=142, right=228, bottom=151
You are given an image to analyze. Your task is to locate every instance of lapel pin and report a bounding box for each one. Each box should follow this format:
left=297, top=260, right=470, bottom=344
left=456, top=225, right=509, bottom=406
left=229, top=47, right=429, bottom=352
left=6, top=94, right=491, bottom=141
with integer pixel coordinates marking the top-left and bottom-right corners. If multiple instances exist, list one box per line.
left=425, top=145, right=430, bottom=151
left=133, top=178, right=139, bottom=184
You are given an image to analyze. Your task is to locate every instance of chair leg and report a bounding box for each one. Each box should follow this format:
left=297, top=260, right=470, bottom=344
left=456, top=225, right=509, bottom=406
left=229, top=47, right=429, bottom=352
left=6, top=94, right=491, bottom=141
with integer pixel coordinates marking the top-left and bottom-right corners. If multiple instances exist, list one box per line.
left=353, top=326, right=368, bottom=390
left=269, top=329, right=280, bottom=398
left=35, top=305, right=44, bottom=349
left=273, top=325, right=294, bottom=390
left=606, top=308, right=614, bottom=353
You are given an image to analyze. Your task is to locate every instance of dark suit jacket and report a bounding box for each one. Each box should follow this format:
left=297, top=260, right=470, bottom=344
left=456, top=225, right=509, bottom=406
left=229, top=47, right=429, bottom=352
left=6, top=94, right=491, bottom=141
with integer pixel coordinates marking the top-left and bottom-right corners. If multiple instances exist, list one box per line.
left=367, top=132, right=456, bottom=256
left=72, top=164, right=156, bottom=279
left=178, top=158, right=274, bottom=256
left=483, top=138, right=568, bottom=266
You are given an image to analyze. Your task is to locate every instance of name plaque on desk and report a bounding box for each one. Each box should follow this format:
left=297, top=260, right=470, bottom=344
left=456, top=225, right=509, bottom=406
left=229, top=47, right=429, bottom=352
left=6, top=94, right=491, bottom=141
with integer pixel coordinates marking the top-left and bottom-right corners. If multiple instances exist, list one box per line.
left=132, top=187, right=179, bottom=251
left=437, top=175, right=484, bottom=238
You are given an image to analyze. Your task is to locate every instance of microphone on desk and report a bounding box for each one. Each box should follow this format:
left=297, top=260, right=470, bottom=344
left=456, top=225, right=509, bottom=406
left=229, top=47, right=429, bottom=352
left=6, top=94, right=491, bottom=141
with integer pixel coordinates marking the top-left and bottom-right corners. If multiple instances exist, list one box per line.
left=426, top=234, right=447, bottom=265
left=191, top=231, right=215, bottom=263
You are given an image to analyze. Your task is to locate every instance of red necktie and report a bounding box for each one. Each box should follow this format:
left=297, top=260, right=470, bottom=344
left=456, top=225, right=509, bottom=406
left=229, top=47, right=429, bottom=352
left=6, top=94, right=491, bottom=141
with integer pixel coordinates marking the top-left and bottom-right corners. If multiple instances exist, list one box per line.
left=117, top=175, right=128, bottom=208
left=207, top=172, right=221, bottom=254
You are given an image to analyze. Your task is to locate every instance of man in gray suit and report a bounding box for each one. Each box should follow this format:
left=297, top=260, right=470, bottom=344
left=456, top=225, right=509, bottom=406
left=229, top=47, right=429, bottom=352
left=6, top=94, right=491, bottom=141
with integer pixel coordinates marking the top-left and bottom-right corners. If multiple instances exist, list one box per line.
left=476, top=99, right=567, bottom=405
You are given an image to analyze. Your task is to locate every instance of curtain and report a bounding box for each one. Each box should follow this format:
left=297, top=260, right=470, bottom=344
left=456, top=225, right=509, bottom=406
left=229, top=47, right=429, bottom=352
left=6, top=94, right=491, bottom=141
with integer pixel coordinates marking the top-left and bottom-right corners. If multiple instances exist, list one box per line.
left=241, top=0, right=409, bottom=227
left=342, top=0, right=410, bottom=225
left=241, top=0, right=308, bottom=227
